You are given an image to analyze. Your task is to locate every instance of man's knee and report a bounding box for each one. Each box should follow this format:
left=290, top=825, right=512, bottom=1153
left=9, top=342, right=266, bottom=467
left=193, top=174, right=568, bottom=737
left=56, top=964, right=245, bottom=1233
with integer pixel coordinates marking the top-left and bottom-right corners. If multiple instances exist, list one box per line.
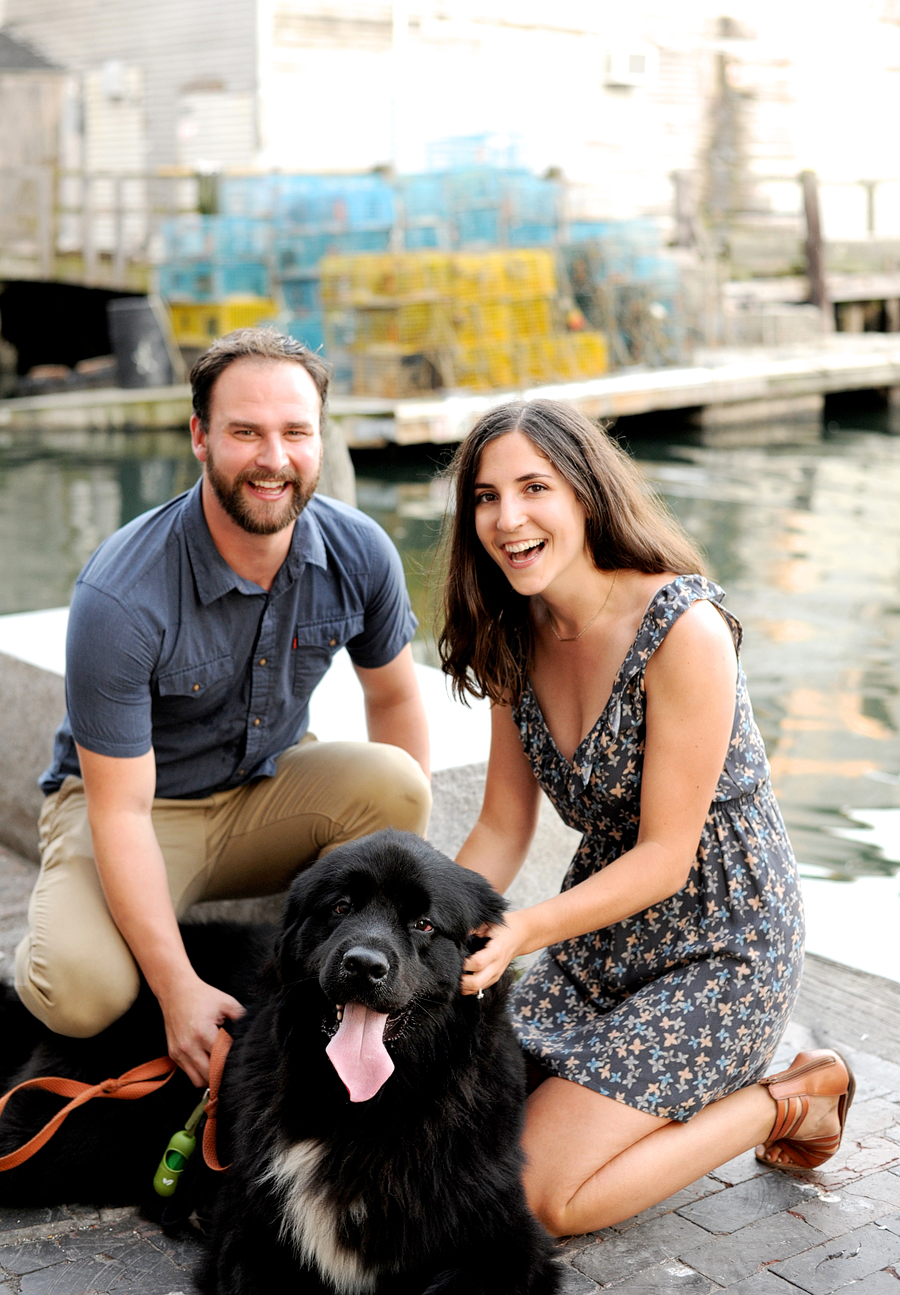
left=14, top=934, right=140, bottom=1038
left=358, top=744, right=432, bottom=836
left=372, top=745, right=432, bottom=833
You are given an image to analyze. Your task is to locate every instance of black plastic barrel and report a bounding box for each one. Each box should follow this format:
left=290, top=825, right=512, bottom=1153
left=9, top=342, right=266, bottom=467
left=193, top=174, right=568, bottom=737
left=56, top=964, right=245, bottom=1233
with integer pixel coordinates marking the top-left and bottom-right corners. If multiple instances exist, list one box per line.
left=106, top=297, right=178, bottom=388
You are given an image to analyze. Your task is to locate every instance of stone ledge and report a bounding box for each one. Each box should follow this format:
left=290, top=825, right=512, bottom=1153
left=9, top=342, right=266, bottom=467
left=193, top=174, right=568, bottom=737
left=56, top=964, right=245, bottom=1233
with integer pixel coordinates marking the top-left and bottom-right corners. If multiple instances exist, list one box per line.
left=0, top=653, right=65, bottom=861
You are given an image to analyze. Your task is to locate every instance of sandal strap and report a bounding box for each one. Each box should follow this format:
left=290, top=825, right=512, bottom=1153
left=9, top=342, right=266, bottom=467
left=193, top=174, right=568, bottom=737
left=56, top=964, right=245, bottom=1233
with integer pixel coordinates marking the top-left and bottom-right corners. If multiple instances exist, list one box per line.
left=763, top=1132, right=842, bottom=1170
left=769, top=1093, right=807, bottom=1143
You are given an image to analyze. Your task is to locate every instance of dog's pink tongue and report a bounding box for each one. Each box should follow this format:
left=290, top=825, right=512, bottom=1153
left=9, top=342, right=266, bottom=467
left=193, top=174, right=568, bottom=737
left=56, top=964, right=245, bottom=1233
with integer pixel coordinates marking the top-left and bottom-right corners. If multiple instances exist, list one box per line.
left=326, top=1002, right=395, bottom=1102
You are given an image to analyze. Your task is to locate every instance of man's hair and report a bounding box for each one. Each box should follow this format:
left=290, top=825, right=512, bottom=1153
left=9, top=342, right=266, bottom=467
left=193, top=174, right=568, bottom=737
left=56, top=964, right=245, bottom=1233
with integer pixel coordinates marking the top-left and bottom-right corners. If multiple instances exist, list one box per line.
left=189, top=328, right=330, bottom=431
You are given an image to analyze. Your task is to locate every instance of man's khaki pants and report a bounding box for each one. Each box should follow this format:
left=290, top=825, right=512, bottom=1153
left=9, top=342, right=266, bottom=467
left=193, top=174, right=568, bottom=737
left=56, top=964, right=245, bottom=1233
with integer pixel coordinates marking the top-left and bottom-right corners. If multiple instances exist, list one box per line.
left=15, top=739, right=431, bottom=1038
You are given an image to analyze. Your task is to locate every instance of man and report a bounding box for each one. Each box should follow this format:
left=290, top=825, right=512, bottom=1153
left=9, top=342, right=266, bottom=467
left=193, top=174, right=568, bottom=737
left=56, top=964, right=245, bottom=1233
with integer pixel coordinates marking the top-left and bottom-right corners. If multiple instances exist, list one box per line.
left=17, top=328, right=431, bottom=1087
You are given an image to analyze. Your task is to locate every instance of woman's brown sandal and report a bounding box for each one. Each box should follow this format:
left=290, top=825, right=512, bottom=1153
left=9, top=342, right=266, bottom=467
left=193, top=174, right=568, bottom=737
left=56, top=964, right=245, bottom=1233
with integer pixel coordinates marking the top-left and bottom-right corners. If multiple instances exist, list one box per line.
left=756, top=1049, right=855, bottom=1170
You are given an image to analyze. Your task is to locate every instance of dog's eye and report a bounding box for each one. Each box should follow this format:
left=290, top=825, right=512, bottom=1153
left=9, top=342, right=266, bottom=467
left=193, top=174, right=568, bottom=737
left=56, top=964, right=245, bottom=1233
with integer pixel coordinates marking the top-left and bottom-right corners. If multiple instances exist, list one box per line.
left=412, top=918, right=434, bottom=933
left=333, top=901, right=351, bottom=915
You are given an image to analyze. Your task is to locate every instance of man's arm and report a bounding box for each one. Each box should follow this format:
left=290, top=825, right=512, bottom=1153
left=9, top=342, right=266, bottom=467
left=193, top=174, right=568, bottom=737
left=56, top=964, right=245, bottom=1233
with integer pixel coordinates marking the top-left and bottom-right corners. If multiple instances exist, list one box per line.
left=353, top=644, right=431, bottom=779
left=75, top=743, right=244, bottom=1087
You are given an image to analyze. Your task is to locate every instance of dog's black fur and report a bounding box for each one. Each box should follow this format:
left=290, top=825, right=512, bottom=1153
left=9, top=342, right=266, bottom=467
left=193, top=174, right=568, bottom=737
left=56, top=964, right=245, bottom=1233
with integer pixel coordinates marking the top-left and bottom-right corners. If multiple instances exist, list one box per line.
left=0, top=830, right=561, bottom=1295
left=0, top=922, right=274, bottom=1208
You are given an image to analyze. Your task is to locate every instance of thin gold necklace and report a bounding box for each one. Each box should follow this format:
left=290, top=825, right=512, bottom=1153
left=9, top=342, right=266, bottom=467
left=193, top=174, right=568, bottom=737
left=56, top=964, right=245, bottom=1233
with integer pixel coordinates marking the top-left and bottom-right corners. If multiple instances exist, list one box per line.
left=547, top=570, right=619, bottom=642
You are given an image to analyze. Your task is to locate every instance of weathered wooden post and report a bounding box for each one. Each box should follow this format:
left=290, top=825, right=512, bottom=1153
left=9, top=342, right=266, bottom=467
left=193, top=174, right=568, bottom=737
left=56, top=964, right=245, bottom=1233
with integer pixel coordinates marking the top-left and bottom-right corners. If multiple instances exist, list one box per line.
left=36, top=164, right=53, bottom=280
left=113, top=174, right=126, bottom=287
left=319, top=415, right=356, bottom=508
left=801, top=170, right=832, bottom=331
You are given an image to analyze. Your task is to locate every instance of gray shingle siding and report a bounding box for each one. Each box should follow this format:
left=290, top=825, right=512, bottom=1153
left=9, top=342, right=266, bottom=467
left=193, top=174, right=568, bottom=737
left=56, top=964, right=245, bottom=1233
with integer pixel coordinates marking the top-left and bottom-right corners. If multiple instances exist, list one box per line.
left=2, top=0, right=257, bottom=169
left=0, top=28, right=62, bottom=71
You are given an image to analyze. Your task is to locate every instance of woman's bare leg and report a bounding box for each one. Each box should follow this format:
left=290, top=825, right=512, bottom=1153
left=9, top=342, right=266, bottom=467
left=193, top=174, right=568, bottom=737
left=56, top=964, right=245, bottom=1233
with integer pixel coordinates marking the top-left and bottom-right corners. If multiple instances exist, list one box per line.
left=522, top=1076, right=843, bottom=1237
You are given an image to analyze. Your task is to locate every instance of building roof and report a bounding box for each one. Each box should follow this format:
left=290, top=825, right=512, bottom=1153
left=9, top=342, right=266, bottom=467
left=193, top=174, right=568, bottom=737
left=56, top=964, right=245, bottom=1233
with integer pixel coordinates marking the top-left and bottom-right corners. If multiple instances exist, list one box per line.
left=0, top=28, right=62, bottom=71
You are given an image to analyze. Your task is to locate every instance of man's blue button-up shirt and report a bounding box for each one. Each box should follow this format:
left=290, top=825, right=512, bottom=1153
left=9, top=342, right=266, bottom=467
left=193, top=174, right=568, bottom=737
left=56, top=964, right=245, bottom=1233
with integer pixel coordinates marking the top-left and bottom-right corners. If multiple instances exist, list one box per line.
left=40, top=481, right=417, bottom=799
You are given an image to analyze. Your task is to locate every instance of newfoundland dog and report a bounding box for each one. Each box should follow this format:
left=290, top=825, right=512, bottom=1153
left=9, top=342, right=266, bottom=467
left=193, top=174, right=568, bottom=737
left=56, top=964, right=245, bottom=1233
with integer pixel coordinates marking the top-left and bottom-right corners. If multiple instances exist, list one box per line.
left=0, top=830, right=561, bottom=1295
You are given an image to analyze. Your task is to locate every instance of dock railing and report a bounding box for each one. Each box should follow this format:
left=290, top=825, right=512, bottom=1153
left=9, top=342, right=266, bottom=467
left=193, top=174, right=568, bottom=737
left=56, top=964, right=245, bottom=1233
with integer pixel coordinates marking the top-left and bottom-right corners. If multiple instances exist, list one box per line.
left=0, top=167, right=203, bottom=291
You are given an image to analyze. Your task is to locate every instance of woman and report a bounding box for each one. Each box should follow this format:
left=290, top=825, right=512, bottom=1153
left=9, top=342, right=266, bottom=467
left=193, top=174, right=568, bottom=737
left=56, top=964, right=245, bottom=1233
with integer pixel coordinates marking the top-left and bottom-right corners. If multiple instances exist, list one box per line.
left=439, top=398, right=853, bottom=1238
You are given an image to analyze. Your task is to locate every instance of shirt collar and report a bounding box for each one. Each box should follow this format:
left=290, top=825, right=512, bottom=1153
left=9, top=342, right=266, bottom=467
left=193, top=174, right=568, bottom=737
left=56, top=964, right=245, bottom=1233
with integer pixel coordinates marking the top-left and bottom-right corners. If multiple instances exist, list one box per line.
left=182, top=479, right=328, bottom=605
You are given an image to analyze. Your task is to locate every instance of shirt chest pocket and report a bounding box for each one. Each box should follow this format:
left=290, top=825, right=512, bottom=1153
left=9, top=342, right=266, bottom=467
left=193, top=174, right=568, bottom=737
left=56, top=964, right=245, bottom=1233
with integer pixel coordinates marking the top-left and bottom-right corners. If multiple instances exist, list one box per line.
left=156, top=654, right=235, bottom=711
left=292, top=615, right=365, bottom=698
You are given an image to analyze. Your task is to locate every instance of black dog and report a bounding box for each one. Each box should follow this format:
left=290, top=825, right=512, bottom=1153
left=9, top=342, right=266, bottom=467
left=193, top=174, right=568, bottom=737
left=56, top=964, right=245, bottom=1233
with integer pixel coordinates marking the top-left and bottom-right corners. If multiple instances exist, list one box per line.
left=0, top=830, right=561, bottom=1295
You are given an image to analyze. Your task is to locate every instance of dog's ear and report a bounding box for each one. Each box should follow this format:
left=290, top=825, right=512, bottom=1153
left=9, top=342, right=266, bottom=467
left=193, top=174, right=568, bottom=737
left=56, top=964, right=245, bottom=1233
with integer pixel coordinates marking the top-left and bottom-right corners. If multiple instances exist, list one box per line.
left=465, top=929, right=492, bottom=957
left=455, top=865, right=507, bottom=936
left=275, top=864, right=326, bottom=972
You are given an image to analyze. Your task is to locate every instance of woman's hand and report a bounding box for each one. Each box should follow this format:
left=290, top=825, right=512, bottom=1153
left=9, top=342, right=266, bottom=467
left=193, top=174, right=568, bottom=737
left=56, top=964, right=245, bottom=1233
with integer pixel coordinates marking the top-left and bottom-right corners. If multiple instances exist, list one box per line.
left=461, top=910, right=531, bottom=995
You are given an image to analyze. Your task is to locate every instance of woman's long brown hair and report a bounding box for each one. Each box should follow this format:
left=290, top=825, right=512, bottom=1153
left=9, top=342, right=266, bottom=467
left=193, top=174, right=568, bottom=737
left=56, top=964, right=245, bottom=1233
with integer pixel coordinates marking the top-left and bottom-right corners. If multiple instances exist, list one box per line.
left=438, top=399, right=706, bottom=706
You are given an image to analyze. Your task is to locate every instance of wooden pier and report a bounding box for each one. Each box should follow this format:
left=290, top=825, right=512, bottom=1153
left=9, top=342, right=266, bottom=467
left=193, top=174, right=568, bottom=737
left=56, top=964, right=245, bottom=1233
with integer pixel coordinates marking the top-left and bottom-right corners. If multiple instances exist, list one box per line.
left=2, top=334, right=900, bottom=445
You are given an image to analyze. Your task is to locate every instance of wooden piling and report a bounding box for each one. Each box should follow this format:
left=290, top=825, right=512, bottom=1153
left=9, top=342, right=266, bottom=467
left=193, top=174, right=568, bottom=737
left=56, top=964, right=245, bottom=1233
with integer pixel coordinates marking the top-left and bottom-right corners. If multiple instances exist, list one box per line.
left=801, top=169, right=831, bottom=329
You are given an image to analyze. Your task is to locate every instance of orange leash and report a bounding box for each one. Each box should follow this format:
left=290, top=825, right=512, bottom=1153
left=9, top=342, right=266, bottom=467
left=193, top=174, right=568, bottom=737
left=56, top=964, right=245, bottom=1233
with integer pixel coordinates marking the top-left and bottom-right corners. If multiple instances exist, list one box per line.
left=0, top=1055, right=177, bottom=1172
left=202, top=1027, right=233, bottom=1172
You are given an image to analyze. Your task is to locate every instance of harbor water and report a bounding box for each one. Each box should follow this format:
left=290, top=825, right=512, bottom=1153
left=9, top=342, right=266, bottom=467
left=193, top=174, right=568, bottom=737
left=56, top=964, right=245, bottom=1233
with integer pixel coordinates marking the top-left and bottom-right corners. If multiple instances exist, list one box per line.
left=0, top=410, right=898, bottom=983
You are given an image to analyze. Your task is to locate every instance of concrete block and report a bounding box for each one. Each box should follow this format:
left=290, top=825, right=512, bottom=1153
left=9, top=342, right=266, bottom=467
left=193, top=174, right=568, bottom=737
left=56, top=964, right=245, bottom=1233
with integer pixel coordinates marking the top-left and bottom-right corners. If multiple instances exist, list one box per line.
left=19, top=1255, right=127, bottom=1294
left=789, top=1189, right=899, bottom=1240
left=848, top=1099, right=900, bottom=1140
left=707, top=1151, right=769, bottom=1187
left=572, top=1213, right=711, bottom=1285
left=0, top=1209, right=101, bottom=1254
left=603, top=1259, right=720, bottom=1295
left=722, top=1273, right=809, bottom=1295
left=0, top=1241, right=65, bottom=1275
left=676, top=1174, right=814, bottom=1235
left=427, top=762, right=579, bottom=909
left=835, top=1271, right=900, bottom=1295
left=844, top=1172, right=900, bottom=1210
left=557, top=1265, right=602, bottom=1294
left=677, top=1211, right=827, bottom=1285
left=135, top=1223, right=202, bottom=1273
left=768, top=1220, right=900, bottom=1294
left=0, top=652, right=65, bottom=861
left=0, top=842, right=36, bottom=966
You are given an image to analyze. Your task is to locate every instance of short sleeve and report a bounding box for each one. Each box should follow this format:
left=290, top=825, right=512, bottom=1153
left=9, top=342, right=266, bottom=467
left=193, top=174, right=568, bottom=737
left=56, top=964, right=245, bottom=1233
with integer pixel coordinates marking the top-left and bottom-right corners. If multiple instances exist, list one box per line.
left=344, top=525, right=417, bottom=670
left=65, top=580, right=159, bottom=758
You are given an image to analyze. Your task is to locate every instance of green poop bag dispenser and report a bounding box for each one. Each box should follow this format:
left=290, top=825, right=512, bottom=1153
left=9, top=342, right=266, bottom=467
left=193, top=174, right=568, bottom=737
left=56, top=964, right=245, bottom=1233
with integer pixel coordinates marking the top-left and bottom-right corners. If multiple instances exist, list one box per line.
left=153, top=1091, right=208, bottom=1197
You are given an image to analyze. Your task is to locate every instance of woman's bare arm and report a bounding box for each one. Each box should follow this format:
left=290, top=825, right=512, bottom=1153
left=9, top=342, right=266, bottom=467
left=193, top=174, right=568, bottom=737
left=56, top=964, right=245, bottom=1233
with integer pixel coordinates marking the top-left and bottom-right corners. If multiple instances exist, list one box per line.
left=461, top=601, right=738, bottom=992
left=456, top=702, right=543, bottom=893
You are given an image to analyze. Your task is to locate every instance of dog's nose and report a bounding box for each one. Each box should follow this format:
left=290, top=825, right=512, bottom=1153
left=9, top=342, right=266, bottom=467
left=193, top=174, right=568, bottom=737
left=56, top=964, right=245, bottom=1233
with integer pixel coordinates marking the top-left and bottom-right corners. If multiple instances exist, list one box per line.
left=341, top=946, right=390, bottom=983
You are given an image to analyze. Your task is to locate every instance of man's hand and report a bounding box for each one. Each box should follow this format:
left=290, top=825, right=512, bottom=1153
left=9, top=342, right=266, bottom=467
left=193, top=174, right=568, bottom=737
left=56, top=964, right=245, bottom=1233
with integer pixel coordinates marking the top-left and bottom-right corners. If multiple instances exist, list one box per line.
left=158, top=972, right=245, bottom=1088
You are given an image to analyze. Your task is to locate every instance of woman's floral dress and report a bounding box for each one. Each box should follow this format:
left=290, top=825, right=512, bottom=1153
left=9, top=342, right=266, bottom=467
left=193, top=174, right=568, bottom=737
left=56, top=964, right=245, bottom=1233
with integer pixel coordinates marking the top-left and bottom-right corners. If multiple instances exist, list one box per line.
left=510, top=576, right=805, bottom=1121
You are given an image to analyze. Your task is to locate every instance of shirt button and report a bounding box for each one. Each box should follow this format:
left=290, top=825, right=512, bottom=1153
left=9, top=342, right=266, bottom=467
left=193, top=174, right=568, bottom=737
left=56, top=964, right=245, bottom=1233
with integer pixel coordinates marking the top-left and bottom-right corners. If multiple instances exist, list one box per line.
left=192, top=683, right=200, bottom=691
left=259, top=658, right=266, bottom=666
left=328, top=638, right=336, bottom=647
left=238, top=769, right=245, bottom=776
left=253, top=717, right=261, bottom=726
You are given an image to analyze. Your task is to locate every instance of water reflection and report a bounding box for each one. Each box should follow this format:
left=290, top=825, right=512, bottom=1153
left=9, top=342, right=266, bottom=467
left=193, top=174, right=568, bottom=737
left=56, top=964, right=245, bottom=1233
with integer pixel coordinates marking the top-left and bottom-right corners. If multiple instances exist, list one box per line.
left=0, top=428, right=199, bottom=614
left=635, top=426, right=900, bottom=890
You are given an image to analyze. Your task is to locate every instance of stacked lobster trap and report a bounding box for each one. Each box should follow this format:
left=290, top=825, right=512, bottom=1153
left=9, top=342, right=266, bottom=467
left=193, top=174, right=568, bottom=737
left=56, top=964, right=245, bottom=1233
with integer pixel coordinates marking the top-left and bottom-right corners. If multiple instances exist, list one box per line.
left=154, top=159, right=687, bottom=388
left=320, top=248, right=609, bottom=398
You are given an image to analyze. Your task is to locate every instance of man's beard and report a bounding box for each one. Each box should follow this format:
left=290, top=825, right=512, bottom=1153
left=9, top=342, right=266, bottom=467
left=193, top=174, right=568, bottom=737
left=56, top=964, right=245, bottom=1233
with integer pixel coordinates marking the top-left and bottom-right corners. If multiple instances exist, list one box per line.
left=205, top=445, right=320, bottom=535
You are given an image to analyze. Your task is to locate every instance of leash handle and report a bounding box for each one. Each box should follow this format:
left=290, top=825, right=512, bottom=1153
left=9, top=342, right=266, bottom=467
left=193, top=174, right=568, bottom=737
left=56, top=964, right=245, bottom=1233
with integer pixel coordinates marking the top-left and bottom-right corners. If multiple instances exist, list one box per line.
left=0, top=1056, right=177, bottom=1173
left=202, top=1027, right=233, bottom=1173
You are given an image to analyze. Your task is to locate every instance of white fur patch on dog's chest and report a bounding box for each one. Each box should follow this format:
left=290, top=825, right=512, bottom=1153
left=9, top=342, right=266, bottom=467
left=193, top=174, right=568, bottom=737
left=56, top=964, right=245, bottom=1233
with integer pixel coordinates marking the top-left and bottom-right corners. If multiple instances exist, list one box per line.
left=265, top=1139, right=384, bottom=1294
